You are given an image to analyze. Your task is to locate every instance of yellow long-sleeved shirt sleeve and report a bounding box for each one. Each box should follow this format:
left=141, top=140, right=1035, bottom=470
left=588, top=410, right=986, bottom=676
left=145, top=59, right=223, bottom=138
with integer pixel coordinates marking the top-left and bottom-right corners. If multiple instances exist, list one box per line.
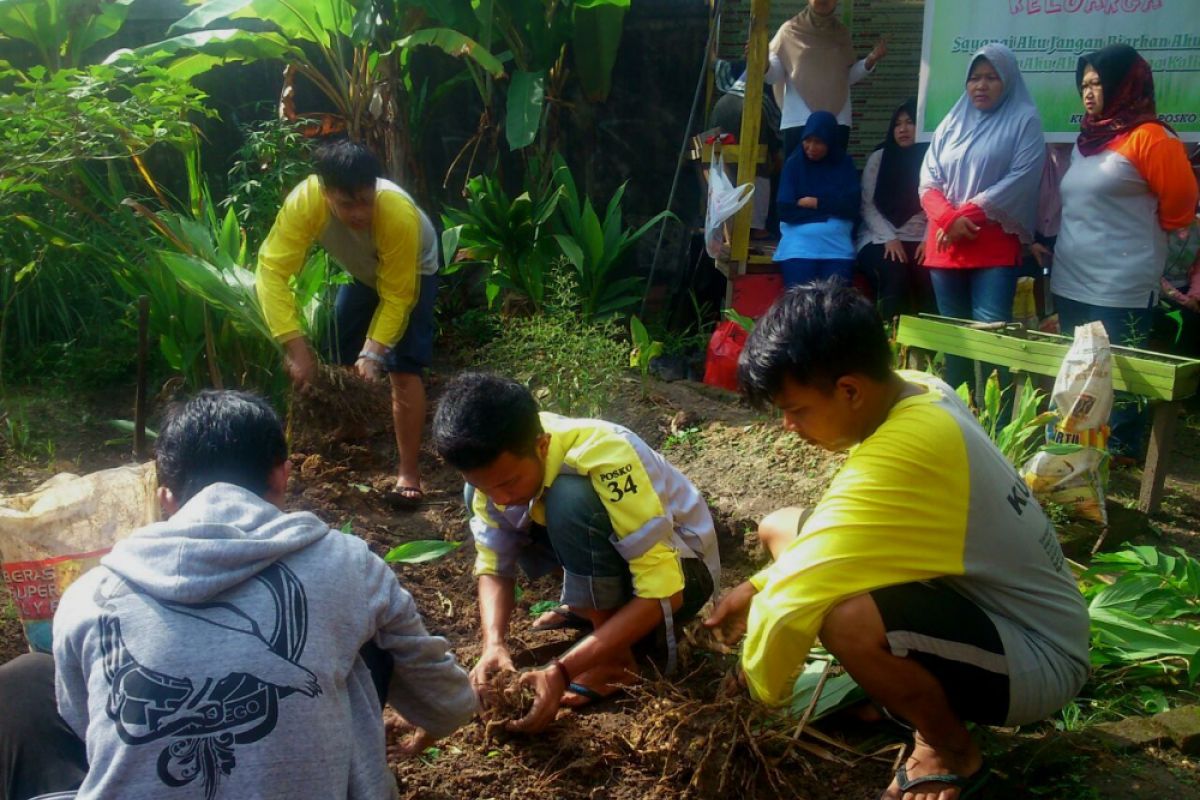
left=741, top=401, right=970, bottom=706
left=256, top=176, right=327, bottom=344
left=255, top=176, right=422, bottom=347
left=367, top=190, right=420, bottom=346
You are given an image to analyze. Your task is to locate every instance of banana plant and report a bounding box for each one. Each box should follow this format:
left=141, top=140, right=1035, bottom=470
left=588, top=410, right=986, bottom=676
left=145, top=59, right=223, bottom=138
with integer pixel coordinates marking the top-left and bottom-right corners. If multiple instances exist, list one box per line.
left=0, top=0, right=134, bottom=72
left=106, top=0, right=503, bottom=196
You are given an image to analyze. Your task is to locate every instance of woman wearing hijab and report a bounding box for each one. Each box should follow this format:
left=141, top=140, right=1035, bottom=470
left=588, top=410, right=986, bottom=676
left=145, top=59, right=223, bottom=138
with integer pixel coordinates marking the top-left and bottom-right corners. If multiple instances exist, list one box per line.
left=919, top=43, right=1046, bottom=398
left=855, top=98, right=933, bottom=321
left=766, top=0, right=887, bottom=156
left=773, top=110, right=860, bottom=287
left=1050, top=43, right=1198, bottom=457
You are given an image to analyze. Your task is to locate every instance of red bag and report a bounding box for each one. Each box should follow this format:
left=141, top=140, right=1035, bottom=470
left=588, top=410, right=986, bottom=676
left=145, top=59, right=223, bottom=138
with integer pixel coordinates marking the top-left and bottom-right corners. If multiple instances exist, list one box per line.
left=703, top=320, right=748, bottom=392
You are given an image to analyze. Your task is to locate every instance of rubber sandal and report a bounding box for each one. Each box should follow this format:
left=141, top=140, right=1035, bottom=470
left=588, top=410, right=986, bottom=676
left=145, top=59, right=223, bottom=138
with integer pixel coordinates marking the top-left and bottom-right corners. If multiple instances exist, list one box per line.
left=564, top=682, right=623, bottom=707
left=882, top=760, right=991, bottom=799
left=530, top=606, right=593, bottom=632
left=384, top=486, right=424, bottom=510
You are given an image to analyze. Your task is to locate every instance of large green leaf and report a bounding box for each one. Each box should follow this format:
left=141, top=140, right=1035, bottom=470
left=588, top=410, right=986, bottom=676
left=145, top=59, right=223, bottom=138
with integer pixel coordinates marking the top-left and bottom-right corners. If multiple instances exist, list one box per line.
left=389, top=28, right=504, bottom=79
left=171, top=0, right=353, bottom=46
left=384, top=539, right=462, bottom=564
left=506, top=68, right=545, bottom=150
left=789, top=661, right=866, bottom=722
left=572, top=0, right=627, bottom=101
left=108, top=29, right=300, bottom=81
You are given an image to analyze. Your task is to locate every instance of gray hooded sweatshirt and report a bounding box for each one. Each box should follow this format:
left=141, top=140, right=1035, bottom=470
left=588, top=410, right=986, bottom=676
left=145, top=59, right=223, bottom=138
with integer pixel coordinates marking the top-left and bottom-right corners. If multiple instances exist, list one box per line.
left=52, top=483, right=477, bottom=800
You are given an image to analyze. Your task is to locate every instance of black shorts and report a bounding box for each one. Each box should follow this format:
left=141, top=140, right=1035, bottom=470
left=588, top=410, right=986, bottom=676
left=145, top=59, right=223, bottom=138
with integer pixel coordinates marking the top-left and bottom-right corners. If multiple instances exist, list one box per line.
left=870, top=581, right=1011, bottom=726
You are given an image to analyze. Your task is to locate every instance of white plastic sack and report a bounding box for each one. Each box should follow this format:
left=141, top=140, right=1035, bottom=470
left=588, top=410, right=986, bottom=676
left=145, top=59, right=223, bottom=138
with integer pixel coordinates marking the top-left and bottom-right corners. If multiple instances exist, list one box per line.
left=1021, top=321, right=1113, bottom=525
left=705, top=150, right=755, bottom=259
left=1052, top=321, right=1113, bottom=437
left=0, top=462, right=158, bottom=652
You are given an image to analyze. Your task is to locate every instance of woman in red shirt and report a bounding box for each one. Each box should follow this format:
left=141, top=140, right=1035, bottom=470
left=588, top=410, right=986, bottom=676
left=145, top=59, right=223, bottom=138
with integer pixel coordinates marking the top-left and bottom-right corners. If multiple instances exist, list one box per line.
left=919, top=43, right=1045, bottom=399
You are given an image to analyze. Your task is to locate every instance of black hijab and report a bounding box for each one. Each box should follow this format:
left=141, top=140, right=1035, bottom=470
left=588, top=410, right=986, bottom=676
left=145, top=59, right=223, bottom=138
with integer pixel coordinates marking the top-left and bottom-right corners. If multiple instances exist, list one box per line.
left=873, top=99, right=928, bottom=228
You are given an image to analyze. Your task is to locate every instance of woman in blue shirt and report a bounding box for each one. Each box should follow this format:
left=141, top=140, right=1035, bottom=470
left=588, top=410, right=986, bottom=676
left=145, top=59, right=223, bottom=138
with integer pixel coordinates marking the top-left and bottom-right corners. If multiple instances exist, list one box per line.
left=773, top=110, right=861, bottom=286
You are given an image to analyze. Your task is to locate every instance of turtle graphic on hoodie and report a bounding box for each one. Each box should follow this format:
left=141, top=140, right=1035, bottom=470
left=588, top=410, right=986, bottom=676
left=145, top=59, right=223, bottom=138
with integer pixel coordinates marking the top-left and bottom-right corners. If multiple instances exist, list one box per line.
left=98, top=562, right=318, bottom=799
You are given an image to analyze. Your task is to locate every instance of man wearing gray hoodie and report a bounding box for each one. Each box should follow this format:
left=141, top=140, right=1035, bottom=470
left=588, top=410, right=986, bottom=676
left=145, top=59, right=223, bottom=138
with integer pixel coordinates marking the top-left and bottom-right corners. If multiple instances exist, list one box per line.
left=0, top=390, right=477, bottom=800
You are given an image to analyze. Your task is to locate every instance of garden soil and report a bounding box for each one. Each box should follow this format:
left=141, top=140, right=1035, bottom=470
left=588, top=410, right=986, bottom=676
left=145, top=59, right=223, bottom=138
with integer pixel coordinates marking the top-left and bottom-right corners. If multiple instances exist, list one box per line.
left=3, top=374, right=1200, bottom=798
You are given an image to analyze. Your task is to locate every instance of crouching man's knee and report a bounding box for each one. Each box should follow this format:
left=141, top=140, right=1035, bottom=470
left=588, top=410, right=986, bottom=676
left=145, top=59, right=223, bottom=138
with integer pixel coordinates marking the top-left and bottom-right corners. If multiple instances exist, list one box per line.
left=757, top=506, right=811, bottom=560
left=817, top=593, right=889, bottom=660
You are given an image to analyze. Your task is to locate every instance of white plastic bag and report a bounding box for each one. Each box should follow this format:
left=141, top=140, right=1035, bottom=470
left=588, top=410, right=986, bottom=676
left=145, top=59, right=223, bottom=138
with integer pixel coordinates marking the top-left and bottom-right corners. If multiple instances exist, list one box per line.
left=0, top=462, right=158, bottom=652
left=1052, top=321, right=1113, bottom=437
left=705, top=150, right=755, bottom=259
left=1022, top=321, right=1113, bottom=524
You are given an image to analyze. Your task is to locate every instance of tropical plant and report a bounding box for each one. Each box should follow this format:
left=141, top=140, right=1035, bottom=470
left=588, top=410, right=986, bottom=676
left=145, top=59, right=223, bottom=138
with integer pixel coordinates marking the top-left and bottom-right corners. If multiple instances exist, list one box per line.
left=441, top=171, right=563, bottom=310
left=629, top=315, right=662, bottom=397
left=110, top=0, right=504, bottom=198
left=551, top=155, right=674, bottom=321
left=0, top=0, right=134, bottom=72
left=956, top=372, right=1057, bottom=467
left=222, top=114, right=316, bottom=251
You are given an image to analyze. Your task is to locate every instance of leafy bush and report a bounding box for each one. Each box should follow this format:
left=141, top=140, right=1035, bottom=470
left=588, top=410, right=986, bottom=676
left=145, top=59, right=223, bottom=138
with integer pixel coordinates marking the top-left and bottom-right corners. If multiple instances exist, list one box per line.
left=1081, top=546, right=1200, bottom=685
left=550, top=154, right=674, bottom=321
left=222, top=116, right=315, bottom=253
left=475, top=309, right=623, bottom=418
left=441, top=172, right=563, bottom=311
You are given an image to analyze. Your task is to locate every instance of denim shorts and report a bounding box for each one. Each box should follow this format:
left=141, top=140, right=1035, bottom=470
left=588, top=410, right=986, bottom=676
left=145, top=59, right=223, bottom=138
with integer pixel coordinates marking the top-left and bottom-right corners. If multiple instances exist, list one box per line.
left=327, top=272, right=438, bottom=374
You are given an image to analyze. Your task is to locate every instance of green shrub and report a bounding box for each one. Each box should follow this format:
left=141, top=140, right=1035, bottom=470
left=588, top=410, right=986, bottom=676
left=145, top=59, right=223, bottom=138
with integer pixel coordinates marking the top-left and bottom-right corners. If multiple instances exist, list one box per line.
left=475, top=310, right=623, bottom=418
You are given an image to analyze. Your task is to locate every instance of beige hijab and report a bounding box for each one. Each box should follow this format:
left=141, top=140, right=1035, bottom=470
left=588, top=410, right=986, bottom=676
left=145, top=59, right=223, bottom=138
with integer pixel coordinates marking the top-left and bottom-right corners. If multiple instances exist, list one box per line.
left=770, top=4, right=855, bottom=114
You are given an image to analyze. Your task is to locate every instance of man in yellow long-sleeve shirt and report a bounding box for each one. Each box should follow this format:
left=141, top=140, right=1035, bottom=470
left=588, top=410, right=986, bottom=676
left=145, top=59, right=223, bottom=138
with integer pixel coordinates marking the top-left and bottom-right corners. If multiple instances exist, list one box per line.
left=705, top=283, right=1089, bottom=800
left=256, top=140, right=439, bottom=505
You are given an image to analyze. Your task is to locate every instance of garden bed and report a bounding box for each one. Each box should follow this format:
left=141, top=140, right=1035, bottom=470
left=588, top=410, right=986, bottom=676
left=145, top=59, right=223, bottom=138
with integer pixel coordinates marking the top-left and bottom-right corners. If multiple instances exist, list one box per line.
left=3, top=373, right=1200, bottom=798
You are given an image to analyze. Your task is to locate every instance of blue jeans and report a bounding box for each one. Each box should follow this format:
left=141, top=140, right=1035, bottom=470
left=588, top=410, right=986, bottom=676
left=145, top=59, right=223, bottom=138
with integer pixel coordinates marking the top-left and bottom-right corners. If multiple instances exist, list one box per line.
left=327, top=273, right=439, bottom=374
left=463, top=476, right=712, bottom=619
left=778, top=258, right=855, bottom=288
left=1054, top=295, right=1154, bottom=457
left=929, top=267, right=1018, bottom=404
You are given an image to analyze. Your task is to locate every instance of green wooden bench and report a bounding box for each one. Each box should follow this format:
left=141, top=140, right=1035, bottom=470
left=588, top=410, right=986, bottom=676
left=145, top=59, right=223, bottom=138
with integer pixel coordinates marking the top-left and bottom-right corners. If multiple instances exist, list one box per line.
left=895, top=314, right=1200, bottom=514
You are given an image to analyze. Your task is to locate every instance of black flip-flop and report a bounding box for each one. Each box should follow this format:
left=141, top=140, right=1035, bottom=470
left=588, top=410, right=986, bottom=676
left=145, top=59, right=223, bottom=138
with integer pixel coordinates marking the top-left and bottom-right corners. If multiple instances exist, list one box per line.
left=384, top=486, right=424, bottom=510
left=880, top=760, right=991, bottom=800
left=530, top=606, right=592, bottom=632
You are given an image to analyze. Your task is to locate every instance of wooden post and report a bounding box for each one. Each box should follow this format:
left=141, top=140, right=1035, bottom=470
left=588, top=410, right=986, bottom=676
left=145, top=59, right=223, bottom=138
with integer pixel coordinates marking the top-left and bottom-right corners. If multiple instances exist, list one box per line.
left=134, top=295, right=150, bottom=460
left=729, top=0, right=770, bottom=272
left=1138, top=400, right=1180, bottom=514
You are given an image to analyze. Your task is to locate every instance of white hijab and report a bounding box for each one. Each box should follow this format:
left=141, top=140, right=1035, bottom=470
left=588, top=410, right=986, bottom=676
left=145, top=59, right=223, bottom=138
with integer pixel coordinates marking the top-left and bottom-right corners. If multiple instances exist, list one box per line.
left=920, top=43, right=1046, bottom=243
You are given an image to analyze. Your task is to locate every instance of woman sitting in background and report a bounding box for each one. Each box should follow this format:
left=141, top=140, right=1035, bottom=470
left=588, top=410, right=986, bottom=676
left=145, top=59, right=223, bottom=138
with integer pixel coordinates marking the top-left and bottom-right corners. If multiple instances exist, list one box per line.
left=855, top=98, right=933, bottom=321
left=919, top=43, right=1045, bottom=399
left=1051, top=43, right=1198, bottom=457
left=773, top=110, right=860, bottom=287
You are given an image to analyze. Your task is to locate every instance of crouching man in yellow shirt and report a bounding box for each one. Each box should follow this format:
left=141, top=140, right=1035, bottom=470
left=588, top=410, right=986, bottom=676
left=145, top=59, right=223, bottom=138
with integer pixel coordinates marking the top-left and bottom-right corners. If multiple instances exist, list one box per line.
left=255, top=140, right=439, bottom=506
left=432, top=372, right=721, bottom=734
left=705, top=282, right=1090, bottom=800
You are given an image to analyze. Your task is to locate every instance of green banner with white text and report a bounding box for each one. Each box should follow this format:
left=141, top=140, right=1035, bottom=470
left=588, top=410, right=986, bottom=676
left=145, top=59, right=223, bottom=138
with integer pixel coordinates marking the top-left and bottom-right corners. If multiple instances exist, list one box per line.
left=918, top=0, right=1200, bottom=142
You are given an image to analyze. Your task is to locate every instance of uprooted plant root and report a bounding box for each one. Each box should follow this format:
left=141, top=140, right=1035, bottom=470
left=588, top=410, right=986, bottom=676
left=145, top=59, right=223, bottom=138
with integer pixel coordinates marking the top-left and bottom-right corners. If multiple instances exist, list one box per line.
left=483, top=670, right=536, bottom=739
left=623, top=676, right=792, bottom=799
left=289, top=363, right=391, bottom=445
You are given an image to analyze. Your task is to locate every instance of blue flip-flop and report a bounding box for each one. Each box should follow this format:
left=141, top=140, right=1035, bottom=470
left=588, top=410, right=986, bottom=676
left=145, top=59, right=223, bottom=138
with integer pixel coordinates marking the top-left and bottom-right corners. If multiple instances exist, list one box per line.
left=566, top=682, right=616, bottom=705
